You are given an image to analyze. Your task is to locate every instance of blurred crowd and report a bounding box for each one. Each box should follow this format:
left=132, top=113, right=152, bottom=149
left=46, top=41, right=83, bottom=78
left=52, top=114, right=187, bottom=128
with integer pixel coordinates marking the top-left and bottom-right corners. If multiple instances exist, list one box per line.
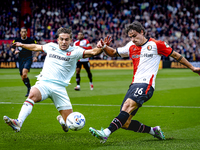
left=1, top=0, right=200, bottom=62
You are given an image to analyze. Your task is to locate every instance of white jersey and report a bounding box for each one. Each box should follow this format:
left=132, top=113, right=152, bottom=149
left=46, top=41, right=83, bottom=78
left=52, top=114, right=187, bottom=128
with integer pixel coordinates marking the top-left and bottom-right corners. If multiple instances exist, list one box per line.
left=117, top=38, right=172, bottom=89
left=37, top=42, right=85, bottom=86
left=73, top=39, right=92, bottom=62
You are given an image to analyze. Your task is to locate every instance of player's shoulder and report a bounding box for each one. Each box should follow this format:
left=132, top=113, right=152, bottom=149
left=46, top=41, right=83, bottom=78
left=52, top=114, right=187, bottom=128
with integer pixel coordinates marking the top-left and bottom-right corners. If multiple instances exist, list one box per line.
left=74, top=40, right=79, bottom=43
left=43, top=42, right=58, bottom=49
left=82, top=39, right=89, bottom=42
left=27, top=37, right=37, bottom=43
left=122, top=41, right=135, bottom=49
left=45, top=42, right=57, bottom=46
left=149, top=37, right=165, bottom=45
left=71, top=45, right=84, bottom=51
left=12, top=37, right=20, bottom=42
left=126, top=41, right=134, bottom=46
left=149, top=38, right=171, bottom=49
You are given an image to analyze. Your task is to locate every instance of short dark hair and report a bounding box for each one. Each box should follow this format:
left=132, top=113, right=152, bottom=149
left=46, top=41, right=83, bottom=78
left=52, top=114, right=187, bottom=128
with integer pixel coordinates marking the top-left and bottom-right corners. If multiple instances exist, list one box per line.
left=20, top=27, right=27, bottom=31
left=125, top=21, right=146, bottom=35
left=78, top=31, right=84, bottom=35
left=57, top=27, right=72, bottom=38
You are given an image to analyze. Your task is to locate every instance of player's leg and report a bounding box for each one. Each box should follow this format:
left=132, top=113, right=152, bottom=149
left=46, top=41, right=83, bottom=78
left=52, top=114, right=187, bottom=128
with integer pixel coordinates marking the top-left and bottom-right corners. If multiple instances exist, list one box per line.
left=52, top=84, right=73, bottom=132
left=74, top=62, right=81, bottom=91
left=121, top=85, right=165, bottom=140
left=89, top=83, right=165, bottom=142
left=83, top=61, right=93, bottom=90
left=21, top=68, right=31, bottom=97
left=124, top=117, right=165, bottom=140
left=57, top=109, right=73, bottom=132
left=3, top=86, right=42, bottom=132
left=21, top=59, right=32, bottom=97
left=89, top=98, right=136, bottom=143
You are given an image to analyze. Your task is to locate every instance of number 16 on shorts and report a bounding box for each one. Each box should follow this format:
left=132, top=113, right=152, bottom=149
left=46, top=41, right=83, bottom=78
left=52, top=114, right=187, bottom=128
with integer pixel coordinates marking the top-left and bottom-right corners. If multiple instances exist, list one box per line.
left=134, top=88, right=143, bottom=97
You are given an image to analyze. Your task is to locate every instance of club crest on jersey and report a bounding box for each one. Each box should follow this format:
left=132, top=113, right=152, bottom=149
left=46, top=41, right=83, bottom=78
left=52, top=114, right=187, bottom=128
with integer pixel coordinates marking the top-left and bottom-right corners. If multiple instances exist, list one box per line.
left=52, top=47, right=56, bottom=50
left=66, top=52, right=71, bottom=56
left=147, top=45, right=152, bottom=50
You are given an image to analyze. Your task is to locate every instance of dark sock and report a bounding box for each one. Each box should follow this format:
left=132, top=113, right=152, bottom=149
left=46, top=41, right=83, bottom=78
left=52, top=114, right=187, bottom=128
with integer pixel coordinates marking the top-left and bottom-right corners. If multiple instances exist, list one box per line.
left=23, top=77, right=31, bottom=89
left=76, top=74, right=80, bottom=85
left=108, top=111, right=129, bottom=133
left=88, top=72, right=92, bottom=82
left=127, top=120, right=151, bottom=133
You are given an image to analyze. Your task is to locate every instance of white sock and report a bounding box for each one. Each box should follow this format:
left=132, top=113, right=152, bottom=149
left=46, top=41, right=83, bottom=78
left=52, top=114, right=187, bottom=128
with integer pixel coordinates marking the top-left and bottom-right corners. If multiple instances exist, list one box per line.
left=89, top=82, right=93, bottom=85
left=59, top=116, right=65, bottom=125
left=103, top=128, right=111, bottom=137
left=149, top=127, right=155, bottom=135
left=77, top=85, right=80, bottom=88
left=17, top=99, right=34, bottom=127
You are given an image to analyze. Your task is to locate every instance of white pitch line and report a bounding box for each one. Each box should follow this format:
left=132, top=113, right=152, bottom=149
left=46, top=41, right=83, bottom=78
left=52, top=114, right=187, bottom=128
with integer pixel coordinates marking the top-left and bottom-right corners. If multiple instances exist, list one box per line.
left=0, top=102, right=200, bottom=108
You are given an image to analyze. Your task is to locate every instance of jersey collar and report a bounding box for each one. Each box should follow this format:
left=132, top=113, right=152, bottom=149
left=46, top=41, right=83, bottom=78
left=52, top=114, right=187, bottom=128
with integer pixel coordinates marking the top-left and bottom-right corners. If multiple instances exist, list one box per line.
left=141, top=37, right=150, bottom=46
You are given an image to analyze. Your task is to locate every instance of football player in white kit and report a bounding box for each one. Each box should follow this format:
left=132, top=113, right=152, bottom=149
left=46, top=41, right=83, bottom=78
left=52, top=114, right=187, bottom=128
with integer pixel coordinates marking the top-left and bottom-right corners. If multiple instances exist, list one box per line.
left=89, top=21, right=200, bottom=143
left=3, top=27, right=104, bottom=133
left=74, top=32, right=93, bottom=91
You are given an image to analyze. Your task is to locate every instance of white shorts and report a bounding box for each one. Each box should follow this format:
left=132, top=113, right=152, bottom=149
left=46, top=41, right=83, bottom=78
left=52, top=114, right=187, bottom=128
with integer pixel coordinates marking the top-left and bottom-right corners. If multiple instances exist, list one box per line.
left=33, top=80, right=72, bottom=111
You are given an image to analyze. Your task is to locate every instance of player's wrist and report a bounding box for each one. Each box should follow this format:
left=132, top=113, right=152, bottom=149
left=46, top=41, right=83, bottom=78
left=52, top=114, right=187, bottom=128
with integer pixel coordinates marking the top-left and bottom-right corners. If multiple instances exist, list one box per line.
left=101, top=45, right=107, bottom=50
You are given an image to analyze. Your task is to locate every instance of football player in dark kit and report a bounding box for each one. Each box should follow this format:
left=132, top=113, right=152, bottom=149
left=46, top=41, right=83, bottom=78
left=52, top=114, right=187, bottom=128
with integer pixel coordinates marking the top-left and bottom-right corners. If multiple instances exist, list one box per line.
left=11, top=27, right=40, bottom=97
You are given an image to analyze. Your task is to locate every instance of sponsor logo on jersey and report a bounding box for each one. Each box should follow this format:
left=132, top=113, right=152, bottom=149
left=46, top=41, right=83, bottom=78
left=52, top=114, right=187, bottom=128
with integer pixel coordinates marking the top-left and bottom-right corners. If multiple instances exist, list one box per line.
left=49, top=54, right=70, bottom=61
left=147, top=45, right=152, bottom=50
left=132, top=53, right=153, bottom=58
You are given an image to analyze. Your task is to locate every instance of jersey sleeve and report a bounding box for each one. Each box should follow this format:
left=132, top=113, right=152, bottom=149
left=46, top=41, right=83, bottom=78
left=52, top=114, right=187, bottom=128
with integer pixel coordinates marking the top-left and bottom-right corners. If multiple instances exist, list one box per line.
left=42, top=43, right=52, bottom=53
left=75, top=47, right=85, bottom=60
left=156, top=41, right=173, bottom=57
left=116, top=41, right=133, bottom=57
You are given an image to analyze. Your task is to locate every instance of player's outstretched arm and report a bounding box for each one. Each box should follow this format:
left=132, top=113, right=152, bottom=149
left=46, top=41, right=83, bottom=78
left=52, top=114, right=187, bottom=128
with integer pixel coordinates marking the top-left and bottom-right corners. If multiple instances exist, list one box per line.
left=83, top=47, right=103, bottom=58
left=97, top=37, right=118, bottom=57
left=83, top=36, right=113, bottom=58
left=170, top=51, right=200, bottom=74
left=12, top=42, right=43, bottom=51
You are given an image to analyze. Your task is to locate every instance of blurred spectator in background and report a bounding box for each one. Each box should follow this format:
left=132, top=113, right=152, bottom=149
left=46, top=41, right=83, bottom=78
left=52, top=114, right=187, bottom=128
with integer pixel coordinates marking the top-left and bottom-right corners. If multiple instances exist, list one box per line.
left=0, top=0, right=200, bottom=62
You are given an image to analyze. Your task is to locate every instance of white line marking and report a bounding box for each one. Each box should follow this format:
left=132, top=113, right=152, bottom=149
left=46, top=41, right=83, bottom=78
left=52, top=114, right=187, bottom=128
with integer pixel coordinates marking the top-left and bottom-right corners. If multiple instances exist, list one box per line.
left=0, top=102, right=200, bottom=108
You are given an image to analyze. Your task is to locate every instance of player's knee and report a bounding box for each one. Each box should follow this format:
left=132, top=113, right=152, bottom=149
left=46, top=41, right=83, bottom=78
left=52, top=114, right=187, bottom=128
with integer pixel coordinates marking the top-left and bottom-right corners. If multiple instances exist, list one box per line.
left=122, top=100, right=133, bottom=110
left=22, top=74, right=27, bottom=79
left=122, top=99, right=138, bottom=114
left=122, top=102, right=130, bottom=111
left=28, top=89, right=41, bottom=103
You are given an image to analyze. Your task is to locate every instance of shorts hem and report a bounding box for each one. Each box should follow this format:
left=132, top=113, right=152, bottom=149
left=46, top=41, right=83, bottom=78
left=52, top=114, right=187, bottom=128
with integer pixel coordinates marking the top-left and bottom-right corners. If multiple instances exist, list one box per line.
left=57, top=106, right=72, bottom=111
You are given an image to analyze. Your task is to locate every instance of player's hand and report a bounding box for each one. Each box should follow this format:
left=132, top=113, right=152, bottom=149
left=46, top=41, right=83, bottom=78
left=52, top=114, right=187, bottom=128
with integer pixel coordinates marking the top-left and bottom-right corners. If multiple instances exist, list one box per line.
left=97, top=36, right=112, bottom=48
left=103, top=35, right=112, bottom=46
left=12, top=42, right=23, bottom=47
left=97, top=40, right=103, bottom=48
left=33, top=57, right=37, bottom=62
left=14, top=50, right=20, bottom=55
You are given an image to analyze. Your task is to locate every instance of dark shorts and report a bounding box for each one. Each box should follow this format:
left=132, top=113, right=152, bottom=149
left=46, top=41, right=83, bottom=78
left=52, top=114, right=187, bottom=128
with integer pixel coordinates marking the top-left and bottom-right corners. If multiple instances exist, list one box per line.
left=76, top=61, right=90, bottom=70
left=18, top=57, right=32, bottom=75
left=120, top=83, right=154, bottom=116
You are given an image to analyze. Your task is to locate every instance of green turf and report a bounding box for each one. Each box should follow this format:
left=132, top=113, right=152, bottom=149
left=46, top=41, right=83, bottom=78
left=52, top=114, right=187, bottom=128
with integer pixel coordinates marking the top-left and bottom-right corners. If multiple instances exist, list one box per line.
left=0, top=68, right=200, bottom=150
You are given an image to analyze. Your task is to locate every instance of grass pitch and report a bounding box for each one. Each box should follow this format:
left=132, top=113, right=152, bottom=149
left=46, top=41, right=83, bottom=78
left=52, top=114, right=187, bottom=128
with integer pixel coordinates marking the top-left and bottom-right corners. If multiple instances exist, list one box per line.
left=0, top=68, right=200, bottom=150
